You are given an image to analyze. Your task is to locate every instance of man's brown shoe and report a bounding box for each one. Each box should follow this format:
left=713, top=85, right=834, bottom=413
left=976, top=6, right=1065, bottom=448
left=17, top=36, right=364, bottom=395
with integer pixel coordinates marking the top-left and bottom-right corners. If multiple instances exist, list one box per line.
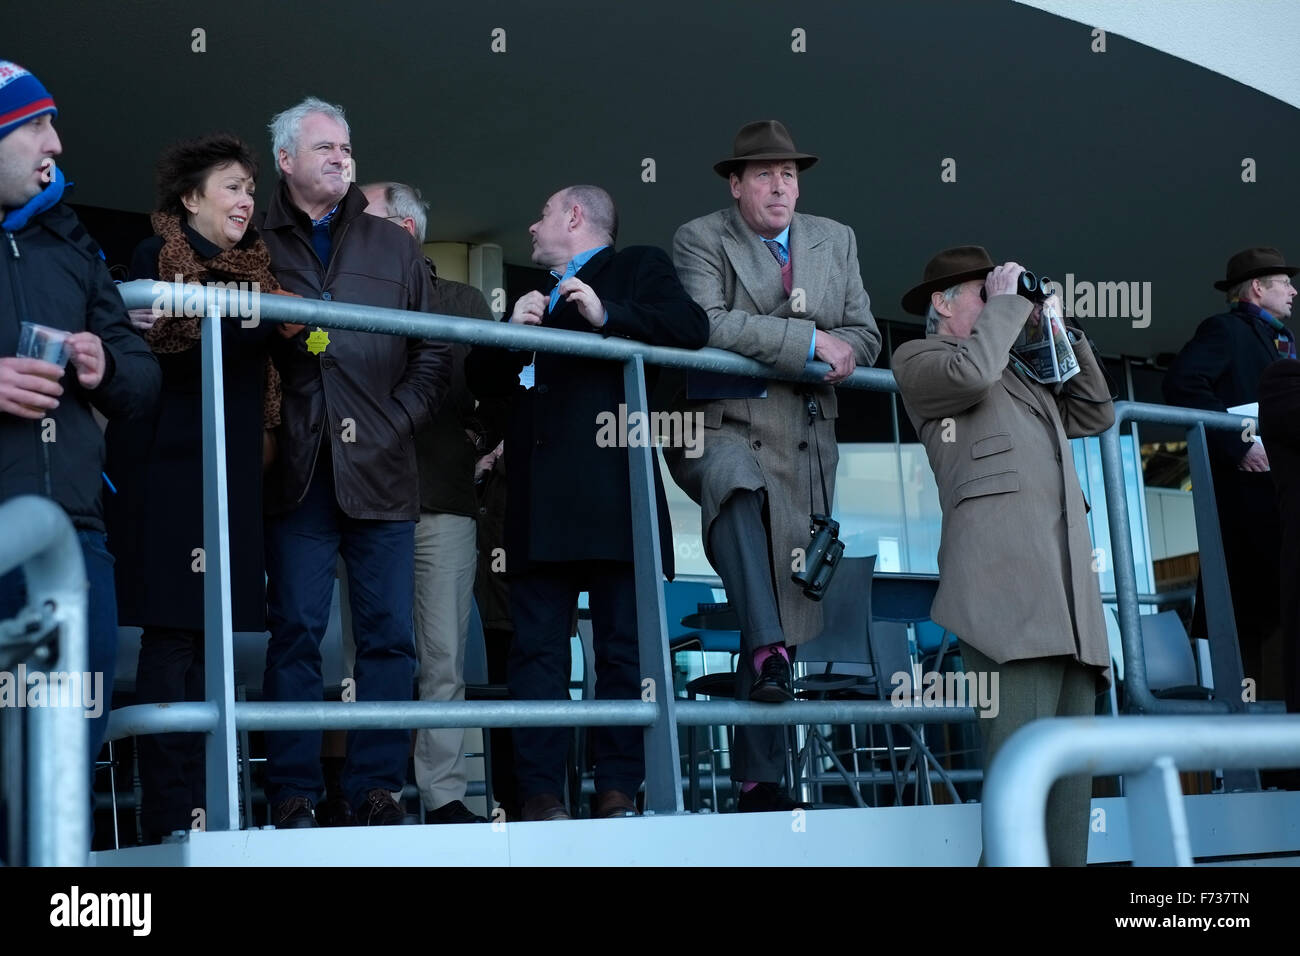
left=521, top=793, right=571, bottom=821
left=594, top=790, right=639, bottom=818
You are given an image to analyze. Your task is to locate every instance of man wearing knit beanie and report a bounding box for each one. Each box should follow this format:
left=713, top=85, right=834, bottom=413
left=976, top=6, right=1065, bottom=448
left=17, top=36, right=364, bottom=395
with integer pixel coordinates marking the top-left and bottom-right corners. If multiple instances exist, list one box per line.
left=0, top=60, right=160, bottom=859
left=0, top=61, right=58, bottom=199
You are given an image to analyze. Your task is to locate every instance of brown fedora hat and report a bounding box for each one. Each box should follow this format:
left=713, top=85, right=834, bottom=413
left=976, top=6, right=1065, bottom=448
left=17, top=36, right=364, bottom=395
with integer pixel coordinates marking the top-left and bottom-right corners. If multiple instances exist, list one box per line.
left=901, top=245, right=996, bottom=316
left=714, top=120, right=819, bottom=178
left=1214, top=246, right=1298, bottom=291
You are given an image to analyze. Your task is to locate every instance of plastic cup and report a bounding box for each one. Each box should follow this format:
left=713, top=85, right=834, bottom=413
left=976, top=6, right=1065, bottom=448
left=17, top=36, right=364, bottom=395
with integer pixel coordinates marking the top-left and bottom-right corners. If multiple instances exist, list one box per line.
left=17, top=322, right=70, bottom=367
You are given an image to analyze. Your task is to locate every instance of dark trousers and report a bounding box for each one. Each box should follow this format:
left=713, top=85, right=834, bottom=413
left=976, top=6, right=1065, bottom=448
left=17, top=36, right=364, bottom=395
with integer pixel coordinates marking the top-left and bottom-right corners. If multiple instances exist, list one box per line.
left=508, top=561, right=644, bottom=802
left=709, top=488, right=790, bottom=785
left=135, top=626, right=205, bottom=841
left=483, top=626, right=519, bottom=817
left=263, top=458, right=416, bottom=810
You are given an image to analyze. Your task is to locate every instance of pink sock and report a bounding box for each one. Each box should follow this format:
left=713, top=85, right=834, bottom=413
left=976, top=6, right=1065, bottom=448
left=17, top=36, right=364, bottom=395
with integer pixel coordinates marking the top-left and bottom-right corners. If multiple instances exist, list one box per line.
left=752, top=642, right=789, bottom=673
left=741, top=781, right=760, bottom=793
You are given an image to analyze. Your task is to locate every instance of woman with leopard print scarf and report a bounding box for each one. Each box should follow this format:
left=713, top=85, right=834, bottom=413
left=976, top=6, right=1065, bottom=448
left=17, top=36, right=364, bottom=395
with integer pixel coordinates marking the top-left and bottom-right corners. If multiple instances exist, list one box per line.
left=104, top=133, right=295, bottom=844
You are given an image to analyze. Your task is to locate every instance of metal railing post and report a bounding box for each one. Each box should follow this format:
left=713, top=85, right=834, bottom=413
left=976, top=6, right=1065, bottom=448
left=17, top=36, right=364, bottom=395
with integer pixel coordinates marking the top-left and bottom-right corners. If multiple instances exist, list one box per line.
left=0, top=496, right=89, bottom=865
left=1185, top=421, right=1258, bottom=790
left=1099, top=414, right=1154, bottom=708
left=201, top=306, right=240, bottom=831
left=1101, top=404, right=1233, bottom=716
left=983, top=715, right=1300, bottom=866
left=1126, top=756, right=1193, bottom=866
left=623, top=354, right=683, bottom=814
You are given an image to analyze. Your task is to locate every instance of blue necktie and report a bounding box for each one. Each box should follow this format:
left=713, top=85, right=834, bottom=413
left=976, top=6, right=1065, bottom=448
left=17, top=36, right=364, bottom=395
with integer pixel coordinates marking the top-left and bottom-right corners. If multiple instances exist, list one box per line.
left=763, top=238, right=789, bottom=266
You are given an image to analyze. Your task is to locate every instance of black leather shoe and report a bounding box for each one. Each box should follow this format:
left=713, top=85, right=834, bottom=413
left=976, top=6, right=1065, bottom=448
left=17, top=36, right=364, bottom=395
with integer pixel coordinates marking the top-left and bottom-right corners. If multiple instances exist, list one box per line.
left=737, top=783, right=808, bottom=813
left=749, top=651, right=794, bottom=703
left=315, top=794, right=355, bottom=827
left=357, top=789, right=418, bottom=826
left=425, top=800, right=488, bottom=824
left=271, top=796, right=319, bottom=829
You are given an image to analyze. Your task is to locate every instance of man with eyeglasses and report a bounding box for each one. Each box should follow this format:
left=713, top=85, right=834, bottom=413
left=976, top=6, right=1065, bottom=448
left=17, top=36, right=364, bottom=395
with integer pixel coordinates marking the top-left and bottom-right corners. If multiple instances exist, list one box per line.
left=256, top=98, right=452, bottom=828
left=1165, top=247, right=1298, bottom=713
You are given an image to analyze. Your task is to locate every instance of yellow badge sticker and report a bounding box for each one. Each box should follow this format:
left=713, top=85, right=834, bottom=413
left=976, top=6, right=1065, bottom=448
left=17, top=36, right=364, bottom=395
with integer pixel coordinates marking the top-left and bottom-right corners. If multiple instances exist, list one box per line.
left=306, top=327, right=330, bottom=355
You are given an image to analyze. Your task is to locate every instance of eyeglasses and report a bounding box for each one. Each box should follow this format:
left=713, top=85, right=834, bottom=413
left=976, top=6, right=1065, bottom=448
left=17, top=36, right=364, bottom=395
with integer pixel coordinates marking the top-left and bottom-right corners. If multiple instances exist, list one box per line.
left=1264, top=277, right=1296, bottom=290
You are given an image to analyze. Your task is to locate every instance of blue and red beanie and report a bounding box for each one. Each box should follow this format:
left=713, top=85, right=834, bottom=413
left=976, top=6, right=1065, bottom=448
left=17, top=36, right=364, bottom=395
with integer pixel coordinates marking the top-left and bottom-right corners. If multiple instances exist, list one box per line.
left=0, top=61, right=57, bottom=141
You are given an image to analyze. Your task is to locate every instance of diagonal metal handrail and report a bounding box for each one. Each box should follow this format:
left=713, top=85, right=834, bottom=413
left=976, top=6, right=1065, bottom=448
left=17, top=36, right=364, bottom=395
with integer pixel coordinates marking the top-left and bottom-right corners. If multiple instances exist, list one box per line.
left=107, top=281, right=1267, bottom=828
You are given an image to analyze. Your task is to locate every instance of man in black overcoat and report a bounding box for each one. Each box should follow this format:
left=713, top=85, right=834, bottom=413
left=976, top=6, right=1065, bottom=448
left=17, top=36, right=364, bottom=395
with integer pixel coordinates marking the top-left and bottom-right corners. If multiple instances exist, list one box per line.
left=467, top=185, right=707, bottom=821
left=1164, top=247, right=1297, bottom=703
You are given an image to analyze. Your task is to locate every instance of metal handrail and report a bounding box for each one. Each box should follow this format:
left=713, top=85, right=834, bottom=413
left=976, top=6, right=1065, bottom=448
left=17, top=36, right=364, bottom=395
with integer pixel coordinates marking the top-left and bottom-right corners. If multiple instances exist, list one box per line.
left=1100, top=403, right=1257, bottom=723
left=0, top=496, right=89, bottom=866
left=105, top=698, right=979, bottom=742
left=983, top=715, right=1300, bottom=866
left=101, top=281, right=1260, bottom=831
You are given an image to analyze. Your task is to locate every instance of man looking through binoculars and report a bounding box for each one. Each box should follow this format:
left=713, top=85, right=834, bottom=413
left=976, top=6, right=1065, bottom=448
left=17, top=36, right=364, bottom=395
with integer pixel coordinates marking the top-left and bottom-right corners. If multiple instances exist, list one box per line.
left=892, top=246, right=1114, bottom=865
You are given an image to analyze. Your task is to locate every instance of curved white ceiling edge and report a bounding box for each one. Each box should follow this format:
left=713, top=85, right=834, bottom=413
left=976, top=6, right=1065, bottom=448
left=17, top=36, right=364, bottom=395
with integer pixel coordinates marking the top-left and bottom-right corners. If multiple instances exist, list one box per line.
left=1011, top=0, right=1300, bottom=110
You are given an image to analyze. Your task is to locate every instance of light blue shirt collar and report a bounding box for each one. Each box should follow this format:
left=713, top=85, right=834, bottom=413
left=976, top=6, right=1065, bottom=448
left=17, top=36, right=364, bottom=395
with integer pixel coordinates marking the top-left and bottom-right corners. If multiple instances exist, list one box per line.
left=763, top=225, right=790, bottom=259
left=549, top=245, right=608, bottom=311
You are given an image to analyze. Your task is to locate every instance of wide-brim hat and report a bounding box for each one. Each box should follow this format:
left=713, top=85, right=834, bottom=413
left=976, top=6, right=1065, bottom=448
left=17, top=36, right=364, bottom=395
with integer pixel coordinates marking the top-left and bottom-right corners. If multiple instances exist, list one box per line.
left=714, top=120, right=818, bottom=178
left=901, top=245, right=996, bottom=316
left=1214, top=246, right=1299, bottom=291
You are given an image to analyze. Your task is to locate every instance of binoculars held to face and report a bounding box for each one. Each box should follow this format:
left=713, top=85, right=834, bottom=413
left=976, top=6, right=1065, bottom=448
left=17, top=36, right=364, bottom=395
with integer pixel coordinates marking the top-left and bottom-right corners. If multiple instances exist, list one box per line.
left=1016, top=270, right=1053, bottom=303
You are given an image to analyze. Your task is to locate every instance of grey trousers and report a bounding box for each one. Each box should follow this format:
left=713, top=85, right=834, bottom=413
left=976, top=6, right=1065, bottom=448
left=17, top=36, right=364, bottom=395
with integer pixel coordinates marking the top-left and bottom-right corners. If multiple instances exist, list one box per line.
left=960, top=641, right=1100, bottom=867
left=709, top=488, right=790, bottom=784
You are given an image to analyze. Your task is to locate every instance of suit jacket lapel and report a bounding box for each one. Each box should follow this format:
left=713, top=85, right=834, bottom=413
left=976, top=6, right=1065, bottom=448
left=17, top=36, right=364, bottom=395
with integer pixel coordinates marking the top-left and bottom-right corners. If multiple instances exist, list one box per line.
left=788, top=213, right=828, bottom=318
left=721, top=206, right=786, bottom=316
left=1001, top=364, right=1048, bottom=418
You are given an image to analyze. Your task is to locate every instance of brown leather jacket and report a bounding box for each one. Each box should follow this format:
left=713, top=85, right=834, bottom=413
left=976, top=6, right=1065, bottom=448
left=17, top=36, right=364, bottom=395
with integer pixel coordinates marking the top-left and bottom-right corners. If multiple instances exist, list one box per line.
left=259, top=182, right=451, bottom=520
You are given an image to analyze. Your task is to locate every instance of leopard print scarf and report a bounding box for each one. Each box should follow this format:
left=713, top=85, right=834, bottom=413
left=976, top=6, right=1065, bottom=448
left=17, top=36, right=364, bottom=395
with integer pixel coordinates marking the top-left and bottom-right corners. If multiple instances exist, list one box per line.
left=146, top=212, right=287, bottom=428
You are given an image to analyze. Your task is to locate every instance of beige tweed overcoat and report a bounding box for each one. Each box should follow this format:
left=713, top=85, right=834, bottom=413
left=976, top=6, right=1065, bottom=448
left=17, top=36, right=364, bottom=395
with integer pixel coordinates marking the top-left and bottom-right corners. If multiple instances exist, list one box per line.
left=665, top=206, right=880, bottom=646
left=892, top=295, right=1115, bottom=683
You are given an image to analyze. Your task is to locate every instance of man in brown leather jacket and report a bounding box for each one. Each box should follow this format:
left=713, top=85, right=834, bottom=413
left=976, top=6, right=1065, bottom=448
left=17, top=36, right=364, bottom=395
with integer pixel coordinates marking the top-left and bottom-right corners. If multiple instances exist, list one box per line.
left=257, top=97, right=451, bottom=828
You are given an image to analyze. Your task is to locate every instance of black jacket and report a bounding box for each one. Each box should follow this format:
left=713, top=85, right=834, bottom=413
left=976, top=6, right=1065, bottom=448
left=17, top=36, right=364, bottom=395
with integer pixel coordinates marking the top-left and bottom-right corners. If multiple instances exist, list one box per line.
left=104, top=225, right=272, bottom=630
left=1163, top=305, right=1291, bottom=466
left=1164, top=303, right=1290, bottom=638
left=418, top=267, right=493, bottom=518
left=258, top=182, right=451, bottom=520
left=1, top=204, right=160, bottom=532
left=467, top=245, right=708, bottom=575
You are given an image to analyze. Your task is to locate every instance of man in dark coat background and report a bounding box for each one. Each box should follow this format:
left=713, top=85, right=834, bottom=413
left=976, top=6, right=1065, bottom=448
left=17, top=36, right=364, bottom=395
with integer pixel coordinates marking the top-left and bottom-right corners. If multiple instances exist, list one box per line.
left=1164, top=247, right=1296, bottom=706
left=467, top=184, right=708, bottom=821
